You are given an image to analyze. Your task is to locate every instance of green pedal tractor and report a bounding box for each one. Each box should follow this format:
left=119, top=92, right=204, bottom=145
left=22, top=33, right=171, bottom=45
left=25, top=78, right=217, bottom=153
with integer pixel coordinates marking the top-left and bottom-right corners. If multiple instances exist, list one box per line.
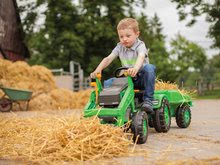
left=84, top=68, right=192, bottom=144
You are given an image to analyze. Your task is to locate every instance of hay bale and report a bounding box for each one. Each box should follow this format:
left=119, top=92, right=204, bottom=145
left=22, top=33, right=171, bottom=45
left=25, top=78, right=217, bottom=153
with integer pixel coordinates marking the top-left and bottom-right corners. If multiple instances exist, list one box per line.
left=31, top=65, right=57, bottom=92
left=0, top=59, right=57, bottom=92
left=29, top=93, right=54, bottom=111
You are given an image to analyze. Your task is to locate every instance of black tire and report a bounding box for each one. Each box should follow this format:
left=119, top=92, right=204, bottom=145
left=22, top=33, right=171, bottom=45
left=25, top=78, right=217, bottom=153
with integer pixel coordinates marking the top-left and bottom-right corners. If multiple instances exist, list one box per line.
left=153, top=98, right=171, bottom=133
left=131, top=111, right=148, bottom=144
left=148, top=116, right=154, bottom=128
left=0, top=98, right=12, bottom=112
left=176, top=105, right=191, bottom=128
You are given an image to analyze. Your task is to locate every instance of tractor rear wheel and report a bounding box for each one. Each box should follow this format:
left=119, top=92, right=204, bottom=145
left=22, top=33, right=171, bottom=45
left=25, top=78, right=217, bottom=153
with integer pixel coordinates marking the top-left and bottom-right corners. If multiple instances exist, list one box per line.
left=131, top=111, right=148, bottom=144
left=176, top=105, right=191, bottom=128
left=153, top=98, right=171, bottom=133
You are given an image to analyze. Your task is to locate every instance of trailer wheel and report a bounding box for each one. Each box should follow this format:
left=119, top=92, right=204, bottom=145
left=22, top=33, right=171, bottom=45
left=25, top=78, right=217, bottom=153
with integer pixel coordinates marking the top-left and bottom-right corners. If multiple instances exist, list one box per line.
left=0, top=98, right=12, bottom=112
left=153, top=98, right=171, bottom=133
left=176, top=105, right=191, bottom=128
left=131, top=111, right=148, bottom=144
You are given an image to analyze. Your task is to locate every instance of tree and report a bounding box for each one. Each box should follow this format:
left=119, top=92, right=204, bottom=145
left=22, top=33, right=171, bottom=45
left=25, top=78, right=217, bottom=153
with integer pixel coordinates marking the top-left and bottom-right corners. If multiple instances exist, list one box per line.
left=139, top=14, right=176, bottom=81
left=0, top=0, right=29, bottom=61
left=171, top=0, right=220, bottom=50
left=209, top=54, right=220, bottom=85
left=23, top=0, right=84, bottom=70
left=170, top=34, right=207, bottom=80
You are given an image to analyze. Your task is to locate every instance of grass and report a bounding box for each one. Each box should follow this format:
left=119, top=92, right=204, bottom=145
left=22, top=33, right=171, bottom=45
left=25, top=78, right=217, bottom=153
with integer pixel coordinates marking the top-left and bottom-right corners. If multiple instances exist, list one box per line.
left=194, top=88, right=220, bottom=99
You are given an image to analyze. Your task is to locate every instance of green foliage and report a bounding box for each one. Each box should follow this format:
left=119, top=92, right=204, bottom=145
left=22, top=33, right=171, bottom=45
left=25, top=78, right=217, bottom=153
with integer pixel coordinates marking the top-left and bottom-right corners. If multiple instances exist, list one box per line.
left=183, top=71, right=201, bottom=87
left=170, top=34, right=207, bottom=75
left=209, top=54, right=220, bottom=84
left=20, top=0, right=84, bottom=70
left=194, top=88, right=220, bottom=99
left=171, top=0, right=220, bottom=49
left=210, top=54, right=220, bottom=69
left=137, top=14, right=176, bottom=81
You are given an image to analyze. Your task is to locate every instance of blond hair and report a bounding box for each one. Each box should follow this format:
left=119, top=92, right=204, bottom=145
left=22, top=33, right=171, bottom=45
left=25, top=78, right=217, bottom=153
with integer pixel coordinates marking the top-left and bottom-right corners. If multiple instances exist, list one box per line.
left=117, top=18, right=139, bottom=32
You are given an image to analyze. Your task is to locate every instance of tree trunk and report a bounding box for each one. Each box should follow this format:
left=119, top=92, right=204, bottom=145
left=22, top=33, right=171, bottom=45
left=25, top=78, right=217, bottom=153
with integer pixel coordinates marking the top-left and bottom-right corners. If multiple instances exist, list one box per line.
left=0, top=0, right=29, bottom=61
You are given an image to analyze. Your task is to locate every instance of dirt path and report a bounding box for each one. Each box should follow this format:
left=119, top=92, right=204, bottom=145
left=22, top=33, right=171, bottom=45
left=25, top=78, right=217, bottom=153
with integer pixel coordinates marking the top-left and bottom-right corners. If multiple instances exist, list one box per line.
left=0, top=99, right=220, bottom=164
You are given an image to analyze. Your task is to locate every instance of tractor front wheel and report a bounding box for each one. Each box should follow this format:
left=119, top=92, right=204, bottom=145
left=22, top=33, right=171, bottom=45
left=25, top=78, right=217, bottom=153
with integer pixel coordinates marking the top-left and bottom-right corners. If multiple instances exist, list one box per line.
left=131, top=111, right=148, bottom=144
left=176, top=105, right=191, bottom=128
left=153, top=98, right=171, bottom=133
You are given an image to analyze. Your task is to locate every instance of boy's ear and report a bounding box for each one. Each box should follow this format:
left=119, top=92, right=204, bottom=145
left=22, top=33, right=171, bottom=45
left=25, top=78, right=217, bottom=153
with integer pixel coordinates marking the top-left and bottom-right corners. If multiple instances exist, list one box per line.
left=136, top=31, right=140, bottom=36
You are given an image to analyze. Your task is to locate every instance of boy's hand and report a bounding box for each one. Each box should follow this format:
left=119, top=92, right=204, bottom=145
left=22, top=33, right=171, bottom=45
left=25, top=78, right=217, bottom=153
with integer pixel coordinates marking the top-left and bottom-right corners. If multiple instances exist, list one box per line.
left=90, top=70, right=101, bottom=79
left=127, top=68, right=138, bottom=77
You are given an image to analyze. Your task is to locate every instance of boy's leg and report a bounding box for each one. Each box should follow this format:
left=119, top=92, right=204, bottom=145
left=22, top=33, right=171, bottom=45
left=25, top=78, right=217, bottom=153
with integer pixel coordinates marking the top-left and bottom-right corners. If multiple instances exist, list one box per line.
left=137, top=64, right=156, bottom=113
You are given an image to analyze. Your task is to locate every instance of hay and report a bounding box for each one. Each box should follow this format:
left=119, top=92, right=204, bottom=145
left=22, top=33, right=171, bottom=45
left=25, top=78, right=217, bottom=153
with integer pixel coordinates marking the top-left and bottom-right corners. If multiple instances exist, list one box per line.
left=155, top=79, right=179, bottom=90
left=155, top=79, right=195, bottom=98
left=0, top=115, right=132, bottom=164
left=72, top=89, right=92, bottom=109
left=28, top=89, right=91, bottom=111
left=31, top=65, right=57, bottom=93
left=0, top=59, right=57, bottom=93
left=29, top=93, right=54, bottom=111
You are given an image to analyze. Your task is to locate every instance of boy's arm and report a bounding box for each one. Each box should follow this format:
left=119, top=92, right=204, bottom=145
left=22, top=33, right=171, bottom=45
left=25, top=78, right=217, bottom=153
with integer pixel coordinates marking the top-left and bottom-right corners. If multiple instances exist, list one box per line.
left=90, top=53, right=116, bottom=78
left=127, top=54, right=145, bottom=77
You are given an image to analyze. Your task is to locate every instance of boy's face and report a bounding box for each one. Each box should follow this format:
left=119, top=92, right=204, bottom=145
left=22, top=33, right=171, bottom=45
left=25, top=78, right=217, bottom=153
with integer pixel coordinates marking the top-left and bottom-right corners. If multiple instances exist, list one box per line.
left=118, top=28, right=139, bottom=48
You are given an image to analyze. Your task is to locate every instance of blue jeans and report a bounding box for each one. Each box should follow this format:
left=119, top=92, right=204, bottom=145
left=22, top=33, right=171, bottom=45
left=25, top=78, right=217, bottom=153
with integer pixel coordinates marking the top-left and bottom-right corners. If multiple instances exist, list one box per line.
left=133, top=64, right=156, bottom=104
left=104, top=64, right=156, bottom=104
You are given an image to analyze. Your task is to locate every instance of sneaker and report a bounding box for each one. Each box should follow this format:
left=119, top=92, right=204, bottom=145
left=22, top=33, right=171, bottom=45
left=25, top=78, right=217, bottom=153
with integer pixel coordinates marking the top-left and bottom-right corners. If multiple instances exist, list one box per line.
left=142, top=101, right=153, bottom=114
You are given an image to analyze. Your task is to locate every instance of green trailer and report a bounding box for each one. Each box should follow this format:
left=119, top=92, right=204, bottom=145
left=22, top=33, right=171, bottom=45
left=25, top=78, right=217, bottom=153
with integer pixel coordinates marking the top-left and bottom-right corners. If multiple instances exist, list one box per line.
left=84, top=69, right=193, bottom=144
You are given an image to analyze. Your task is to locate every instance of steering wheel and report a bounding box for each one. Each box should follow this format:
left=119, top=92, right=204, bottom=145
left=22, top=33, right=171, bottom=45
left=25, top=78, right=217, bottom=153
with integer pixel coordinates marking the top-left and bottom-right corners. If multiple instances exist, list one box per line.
left=114, top=67, right=139, bottom=81
left=114, top=67, right=129, bottom=78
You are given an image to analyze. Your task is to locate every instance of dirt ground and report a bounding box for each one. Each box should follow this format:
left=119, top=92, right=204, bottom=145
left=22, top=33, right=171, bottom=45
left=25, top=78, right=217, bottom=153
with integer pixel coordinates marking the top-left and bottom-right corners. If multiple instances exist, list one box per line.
left=0, top=99, right=220, bottom=164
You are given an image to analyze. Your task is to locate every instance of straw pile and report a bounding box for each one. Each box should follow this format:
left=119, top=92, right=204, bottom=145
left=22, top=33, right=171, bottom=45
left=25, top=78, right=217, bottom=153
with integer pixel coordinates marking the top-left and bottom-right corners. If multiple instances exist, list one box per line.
left=155, top=79, right=195, bottom=97
left=0, top=59, right=57, bottom=93
left=0, top=115, right=132, bottom=164
left=0, top=59, right=90, bottom=111
left=155, top=79, right=179, bottom=90
left=29, top=89, right=91, bottom=111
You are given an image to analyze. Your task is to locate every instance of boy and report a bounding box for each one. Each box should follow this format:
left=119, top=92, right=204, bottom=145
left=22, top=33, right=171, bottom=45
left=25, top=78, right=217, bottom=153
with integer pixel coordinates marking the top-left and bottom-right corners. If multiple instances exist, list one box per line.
left=90, top=18, right=156, bottom=113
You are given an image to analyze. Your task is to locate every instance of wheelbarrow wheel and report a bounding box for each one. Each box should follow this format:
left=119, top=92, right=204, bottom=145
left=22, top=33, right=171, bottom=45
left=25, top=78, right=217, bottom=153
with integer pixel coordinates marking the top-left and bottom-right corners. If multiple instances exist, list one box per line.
left=0, top=98, right=12, bottom=112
